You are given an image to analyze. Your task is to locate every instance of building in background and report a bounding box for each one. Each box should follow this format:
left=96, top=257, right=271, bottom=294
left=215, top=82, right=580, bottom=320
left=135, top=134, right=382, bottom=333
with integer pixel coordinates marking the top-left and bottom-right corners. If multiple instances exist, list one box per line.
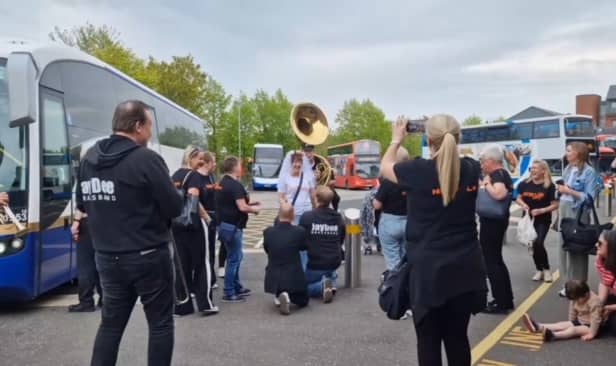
left=576, top=86, right=616, bottom=128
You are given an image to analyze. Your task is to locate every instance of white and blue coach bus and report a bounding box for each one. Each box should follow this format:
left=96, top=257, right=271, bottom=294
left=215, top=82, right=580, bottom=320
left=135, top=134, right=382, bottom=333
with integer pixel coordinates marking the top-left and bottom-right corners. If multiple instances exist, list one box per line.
left=0, top=41, right=206, bottom=302
left=421, top=115, right=596, bottom=193
left=251, top=143, right=283, bottom=190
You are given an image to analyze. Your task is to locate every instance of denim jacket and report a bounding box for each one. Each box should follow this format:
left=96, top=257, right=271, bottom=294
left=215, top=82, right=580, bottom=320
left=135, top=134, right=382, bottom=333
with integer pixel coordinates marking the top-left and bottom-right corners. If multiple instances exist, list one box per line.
left=561, top=163, right=597, bottom=209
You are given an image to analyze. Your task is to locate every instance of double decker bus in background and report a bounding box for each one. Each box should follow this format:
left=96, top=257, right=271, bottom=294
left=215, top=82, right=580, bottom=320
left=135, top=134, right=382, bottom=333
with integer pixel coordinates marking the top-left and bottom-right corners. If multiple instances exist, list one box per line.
left=0, top=41, right=206, bottom=302
left=251, top=143, right=283, bottom=190
left=327, top=139, right=381, bottom=189
left=421, top=115, right=596, bottom=192
left=595, top=132, right=616, bottom=184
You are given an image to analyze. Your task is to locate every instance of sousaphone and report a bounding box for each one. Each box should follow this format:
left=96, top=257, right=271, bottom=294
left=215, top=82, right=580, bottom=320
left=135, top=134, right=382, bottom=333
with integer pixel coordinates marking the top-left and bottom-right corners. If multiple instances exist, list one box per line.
left=290, top=103, right=333, bottom=186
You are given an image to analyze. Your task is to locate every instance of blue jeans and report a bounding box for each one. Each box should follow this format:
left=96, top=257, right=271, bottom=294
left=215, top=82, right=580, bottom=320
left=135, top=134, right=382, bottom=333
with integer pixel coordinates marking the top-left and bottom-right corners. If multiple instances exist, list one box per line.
left=92, top=245, right=174, bottom=366
left=378, top=213, right=407, bottom=270
left=305, top=269, right=338, bottom=297
left=223, top=229, right=244, bottom=297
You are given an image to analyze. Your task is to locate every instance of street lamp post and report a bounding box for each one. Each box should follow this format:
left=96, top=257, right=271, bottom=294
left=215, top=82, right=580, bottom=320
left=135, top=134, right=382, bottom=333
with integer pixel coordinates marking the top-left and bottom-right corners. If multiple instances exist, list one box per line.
left=238, top=92, right=242, bottom=160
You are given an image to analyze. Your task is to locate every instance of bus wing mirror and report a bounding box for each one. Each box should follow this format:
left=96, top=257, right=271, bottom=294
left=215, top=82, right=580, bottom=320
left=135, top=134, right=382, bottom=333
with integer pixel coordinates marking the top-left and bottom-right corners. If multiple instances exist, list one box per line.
left=8, top=52, right=38, bottom=128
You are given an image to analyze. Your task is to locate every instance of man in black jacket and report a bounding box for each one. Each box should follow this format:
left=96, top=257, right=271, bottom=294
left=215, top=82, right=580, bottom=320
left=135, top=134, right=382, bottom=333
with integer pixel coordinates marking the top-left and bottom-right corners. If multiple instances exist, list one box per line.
left=299, top=186, right=346, bottom=303
left=77, top=100, right=183, bottom=366
left=263, top=202, right=309, bottom=315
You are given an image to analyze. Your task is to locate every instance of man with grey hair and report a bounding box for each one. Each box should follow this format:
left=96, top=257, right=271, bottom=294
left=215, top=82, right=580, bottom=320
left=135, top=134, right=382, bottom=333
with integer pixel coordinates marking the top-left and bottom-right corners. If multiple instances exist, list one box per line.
left=478, top=144, right=515, bottom=314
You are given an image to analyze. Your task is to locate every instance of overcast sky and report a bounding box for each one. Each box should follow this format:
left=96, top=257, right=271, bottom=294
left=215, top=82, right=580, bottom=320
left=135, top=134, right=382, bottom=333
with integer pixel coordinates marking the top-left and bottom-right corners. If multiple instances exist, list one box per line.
left=2, top=0, right=616, bottom=122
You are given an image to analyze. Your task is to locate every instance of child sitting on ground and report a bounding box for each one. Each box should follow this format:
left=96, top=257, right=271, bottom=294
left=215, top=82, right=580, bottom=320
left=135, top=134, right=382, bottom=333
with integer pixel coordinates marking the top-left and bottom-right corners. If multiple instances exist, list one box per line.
left=522, top=280, right=603, bottom=342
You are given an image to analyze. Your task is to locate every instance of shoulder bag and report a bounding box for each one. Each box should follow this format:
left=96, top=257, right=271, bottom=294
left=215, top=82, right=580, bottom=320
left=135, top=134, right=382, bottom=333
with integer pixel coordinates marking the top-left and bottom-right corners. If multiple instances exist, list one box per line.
left=377, top=207, right=446, bottom=320
left=561, top=196, right=613, bottom=255
left=476, top=170, right=512, bottom=220
left=172, top=171, right=199, bottom=228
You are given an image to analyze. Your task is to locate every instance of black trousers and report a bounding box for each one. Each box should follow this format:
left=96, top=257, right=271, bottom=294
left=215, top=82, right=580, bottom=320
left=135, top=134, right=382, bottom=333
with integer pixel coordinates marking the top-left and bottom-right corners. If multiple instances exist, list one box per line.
left=277, top=290, right=309, bottom=308
left=532, top=220, right=550, bottom=271
left=206, top=213, right=217, bottom=283
left=480, top=218, right=514, bottom=308
left=413, top=292, right=475, bottom=366
left=77, top=219, right=101, bottom=306
left=92, top=245, right=174, bottom=366
left=173, top=223, right=215, bottom=315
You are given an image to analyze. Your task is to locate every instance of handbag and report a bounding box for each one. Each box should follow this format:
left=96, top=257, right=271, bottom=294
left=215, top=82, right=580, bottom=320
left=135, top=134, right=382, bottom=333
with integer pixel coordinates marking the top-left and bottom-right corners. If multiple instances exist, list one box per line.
left=561, top=196, right=612, bottom=255
left=172, top=171, right=199, bottom=228
left=274, top=172, right=304, bottom=225
left=218, top=221, right=238, bottom=244
left=476, top=171, right=512, bottom=220
left=377, top=207, right=445, bottom=320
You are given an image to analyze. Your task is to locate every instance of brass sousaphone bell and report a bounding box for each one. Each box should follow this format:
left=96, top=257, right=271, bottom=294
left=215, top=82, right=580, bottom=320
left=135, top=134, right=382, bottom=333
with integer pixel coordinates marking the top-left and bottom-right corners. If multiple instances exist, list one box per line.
left=290, top=103, right=333, bottom=186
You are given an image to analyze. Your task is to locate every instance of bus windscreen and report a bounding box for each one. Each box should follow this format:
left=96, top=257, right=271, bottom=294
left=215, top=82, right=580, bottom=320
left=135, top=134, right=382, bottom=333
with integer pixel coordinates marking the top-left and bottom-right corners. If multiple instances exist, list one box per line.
left=565, top=118, right=594, bottom=137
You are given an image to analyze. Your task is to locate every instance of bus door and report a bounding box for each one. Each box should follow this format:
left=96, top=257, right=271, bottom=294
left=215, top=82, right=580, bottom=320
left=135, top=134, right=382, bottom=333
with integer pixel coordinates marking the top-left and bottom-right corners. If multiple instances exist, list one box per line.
left=38, top=88, right=74, bottom=293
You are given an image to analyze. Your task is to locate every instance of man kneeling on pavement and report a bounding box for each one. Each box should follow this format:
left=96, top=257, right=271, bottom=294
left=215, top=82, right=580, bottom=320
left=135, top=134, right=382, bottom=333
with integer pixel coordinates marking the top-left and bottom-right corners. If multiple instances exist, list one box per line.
left=263, top=201, right=309, bottom=315
left=299, top=186, right=346, bottom=303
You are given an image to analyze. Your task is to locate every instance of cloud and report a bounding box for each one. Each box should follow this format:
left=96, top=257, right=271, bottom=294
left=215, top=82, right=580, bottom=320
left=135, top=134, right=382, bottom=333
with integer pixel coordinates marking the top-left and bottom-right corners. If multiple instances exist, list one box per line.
left=1, top=0, right=616, bottom=122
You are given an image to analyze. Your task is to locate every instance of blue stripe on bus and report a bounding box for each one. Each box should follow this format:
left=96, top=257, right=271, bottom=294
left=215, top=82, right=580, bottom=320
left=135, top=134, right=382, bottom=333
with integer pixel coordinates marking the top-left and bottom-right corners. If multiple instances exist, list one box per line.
left=0, top=226, right=76, bottom=303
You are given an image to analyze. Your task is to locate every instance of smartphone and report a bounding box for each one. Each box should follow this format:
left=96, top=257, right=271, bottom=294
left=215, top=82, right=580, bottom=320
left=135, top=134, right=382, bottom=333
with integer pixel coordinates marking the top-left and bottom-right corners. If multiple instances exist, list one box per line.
left=406, top=120, right=425, bottom=134
left=555, top=179, right=565, bottom=186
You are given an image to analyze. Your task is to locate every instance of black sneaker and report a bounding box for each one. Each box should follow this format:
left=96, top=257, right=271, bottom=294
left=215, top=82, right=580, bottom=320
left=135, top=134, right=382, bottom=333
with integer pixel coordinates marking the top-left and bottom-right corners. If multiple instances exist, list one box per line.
left=222, top=295, right=246, bottom=303
left=482, top=303, right=513, bottom=315
left=522, top=313, right=540, bottom=333
left=237, top=288, right=252, bottom=297
left=97, top=298, right=103, bottom=308
left=278, top=292, right=291, bottom=315
left=543, top=328, right=554, bottom=342
left=68, top=303, right=96, bottom=313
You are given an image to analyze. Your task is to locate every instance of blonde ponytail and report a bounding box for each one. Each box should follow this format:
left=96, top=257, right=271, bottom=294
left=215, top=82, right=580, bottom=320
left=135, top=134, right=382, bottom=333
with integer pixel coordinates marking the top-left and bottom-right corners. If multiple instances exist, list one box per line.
left=427, top=114, right=461, bottom=206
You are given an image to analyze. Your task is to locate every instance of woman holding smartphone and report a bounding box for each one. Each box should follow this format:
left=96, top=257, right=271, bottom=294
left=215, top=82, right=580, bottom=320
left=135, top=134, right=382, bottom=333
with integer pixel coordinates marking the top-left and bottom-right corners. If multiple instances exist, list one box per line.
left=557, top=142, right=598, bottom=297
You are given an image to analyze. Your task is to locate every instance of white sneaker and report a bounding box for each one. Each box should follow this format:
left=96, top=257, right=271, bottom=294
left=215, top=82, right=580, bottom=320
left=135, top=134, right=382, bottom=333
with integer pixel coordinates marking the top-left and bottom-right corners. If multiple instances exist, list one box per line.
left=401, top=310, right=413, bottom=320
left=532, top=271, right=543, bottom=281
left=212, top=283, right=219, bottom=289
left=278, top=292, right=291, bottom=315
left=218, top=268, right=225, bottom=278
left=543, top=270, right=553, bottom=283
left=274, top=296, right=281, bottom=307
left=558, top=288, right=567, bottom=298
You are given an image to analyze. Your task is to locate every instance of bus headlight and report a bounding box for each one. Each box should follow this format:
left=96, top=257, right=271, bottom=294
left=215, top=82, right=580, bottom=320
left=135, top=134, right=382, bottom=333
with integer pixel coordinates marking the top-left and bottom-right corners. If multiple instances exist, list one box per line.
left=0, top=242, right=6, bottom=255
left=11, top=238, right=24, bottom=250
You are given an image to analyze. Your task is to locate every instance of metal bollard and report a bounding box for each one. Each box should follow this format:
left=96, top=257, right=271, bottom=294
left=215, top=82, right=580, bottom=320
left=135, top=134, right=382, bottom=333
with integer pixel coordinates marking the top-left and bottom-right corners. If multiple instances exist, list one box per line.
left=608, top=183, right=614, bottom=218
left=343, top=208, right=362, bottom=289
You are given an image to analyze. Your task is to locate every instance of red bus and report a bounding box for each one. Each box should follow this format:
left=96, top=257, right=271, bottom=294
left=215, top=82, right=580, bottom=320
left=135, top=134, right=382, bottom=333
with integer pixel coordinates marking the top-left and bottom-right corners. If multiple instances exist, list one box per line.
left=596, top=134, right=616, bottom=182
left=327, top=140, right=381, bottom=189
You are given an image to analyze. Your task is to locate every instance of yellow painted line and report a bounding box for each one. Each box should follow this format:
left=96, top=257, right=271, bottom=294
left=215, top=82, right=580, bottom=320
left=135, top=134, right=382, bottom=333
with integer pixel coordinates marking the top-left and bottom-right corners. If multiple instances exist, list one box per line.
left=471, top=270, right=560, bottom=365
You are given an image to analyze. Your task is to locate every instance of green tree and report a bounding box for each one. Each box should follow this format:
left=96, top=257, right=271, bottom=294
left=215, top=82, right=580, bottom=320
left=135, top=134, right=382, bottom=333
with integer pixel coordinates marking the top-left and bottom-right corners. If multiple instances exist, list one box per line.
left=50, top=23, right=147, bottom=81
left=463, top=115, right=483, bottom=126
left=202, top=77, right=231, bottom=155
left=330, top=99, right=390, bottom=154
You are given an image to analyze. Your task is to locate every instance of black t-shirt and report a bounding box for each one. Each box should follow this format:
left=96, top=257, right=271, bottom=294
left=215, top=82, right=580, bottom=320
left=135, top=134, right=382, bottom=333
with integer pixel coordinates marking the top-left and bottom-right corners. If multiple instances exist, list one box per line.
left=393, top=157, right=487, bottom=322
left=374, top=178, right=407, bottom=216
left=489, top=169, right=513, bottom=193
left=215, top=175, right=249, bottom=229
left=393, top=157, right=481, bottom=243
left=198, top=173, right=217, bottom=211
left=517, top=180, right=556, bottom=224
left=171, top=168, right=201, bottom=191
